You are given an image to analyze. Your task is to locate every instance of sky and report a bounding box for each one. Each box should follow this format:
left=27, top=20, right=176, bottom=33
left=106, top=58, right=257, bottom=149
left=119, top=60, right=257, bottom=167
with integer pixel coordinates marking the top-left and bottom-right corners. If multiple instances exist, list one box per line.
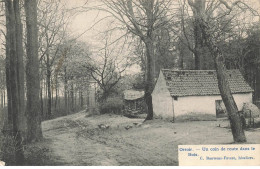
left=64, top=0, right=260, bottom=38
left=61, top=0, right=260, bottom=75
left=64, top=0, right=111, bottom=47
left=63, top=0, right=142, bottom=75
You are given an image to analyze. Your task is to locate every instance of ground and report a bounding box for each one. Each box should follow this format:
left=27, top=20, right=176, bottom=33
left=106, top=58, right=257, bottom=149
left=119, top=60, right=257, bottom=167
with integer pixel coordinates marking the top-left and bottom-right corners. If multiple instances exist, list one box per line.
left=24, top=111, right=260, bottom=166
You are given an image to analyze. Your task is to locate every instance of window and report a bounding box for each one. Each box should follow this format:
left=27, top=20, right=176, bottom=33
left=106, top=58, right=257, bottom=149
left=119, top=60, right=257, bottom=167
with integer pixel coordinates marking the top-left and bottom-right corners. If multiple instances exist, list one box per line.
left=173, top=96, right=178, bottom=101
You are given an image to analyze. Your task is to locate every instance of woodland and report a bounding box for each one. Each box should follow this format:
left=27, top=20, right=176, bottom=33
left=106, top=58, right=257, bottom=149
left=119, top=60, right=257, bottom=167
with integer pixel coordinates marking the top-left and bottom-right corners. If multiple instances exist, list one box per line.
left=0, top=0, right=259, bottom=165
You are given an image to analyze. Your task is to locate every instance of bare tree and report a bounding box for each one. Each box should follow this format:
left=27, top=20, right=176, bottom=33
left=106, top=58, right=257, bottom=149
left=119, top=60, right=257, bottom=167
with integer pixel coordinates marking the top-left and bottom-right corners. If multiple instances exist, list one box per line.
left=187, top=0, right=258, bottom=142
left=56, top=38, right=92, bottom=113
left=100, top=0, right=175, bottom=120
left=178, top=0, right=217, bottom=70
left=89, top=37, right=127, bottom=101
left=38, top=0, right=70, bottom=118
left=179, top=0, right=254, bottom=70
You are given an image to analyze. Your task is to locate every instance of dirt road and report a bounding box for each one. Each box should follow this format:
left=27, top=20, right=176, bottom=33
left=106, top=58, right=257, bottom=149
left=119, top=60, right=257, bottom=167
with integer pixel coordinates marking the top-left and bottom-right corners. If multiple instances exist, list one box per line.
left=38, top=111, right=260, bottom=166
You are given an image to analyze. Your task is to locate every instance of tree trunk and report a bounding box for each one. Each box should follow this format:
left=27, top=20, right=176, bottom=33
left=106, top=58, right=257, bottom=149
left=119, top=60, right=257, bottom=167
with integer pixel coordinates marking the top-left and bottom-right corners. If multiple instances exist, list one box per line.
left=0, top=71, right=2, bottom=109
left=193, top=17, right=203, bottom=70
left=25, top=0, right=43, bottom=142
left=64, top=67, right=68, bottom=114
left=4, top=0, right=24, bottom=164
left=255, top=67, right=260, bottom=101
left=143, top=1, right=155, bottom=121
left=3, top=51, right=13, bottom=133
left=51, top=81, right=54, bottom=106
left=68, top=91, right=70, bottom=114
left=14, top=0, right=27, bottom=140
left=57, top=88, right=60, bottom=109
left=1, top=91, right=2, bottom=109
left=3, top=90, right=5, bottom=108
left=40, top=87, right=43, bottom=118
left=55, top=77, right=58, bottom=109
left=199, top=17, right=247, bottom=142
left=45, top=77, right=47, bottom=116
left=214, top=54, right=246, bottom=142
left=194, top=49, right=201, bottom=70
left=70, top=83, right=74, bottom=112
left=189, top=0, right=206, bottom=70
left=86, top=88, right=89, bottom=109
left=179, top=46, right=184, bottom=69
left=74, top=90, right=77, bottom=110
left=40, top=61, right=44, bottom=118
left=144, top=38, right=154, bottom=120
left=80, top=91, right=83, bottom=108
left=46, top=54, right=52, bottom=119
left=4, top=11, right=13, bottom=133
left=58, top=89, right=60, bottom=109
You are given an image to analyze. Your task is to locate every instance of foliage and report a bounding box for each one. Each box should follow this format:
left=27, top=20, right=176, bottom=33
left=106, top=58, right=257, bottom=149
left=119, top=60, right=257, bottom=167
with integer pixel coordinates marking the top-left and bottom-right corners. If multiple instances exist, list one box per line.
left=0, top=136, right=52, bottom=166
left=0, top=135, right=19, bottom=165
left=220, top=23, right=260, bottom=101
left=115, top=73, right=145, bottom=94
left=99, top=97, right=124, bottom=114
left=24, top=144, right=51, bottom=166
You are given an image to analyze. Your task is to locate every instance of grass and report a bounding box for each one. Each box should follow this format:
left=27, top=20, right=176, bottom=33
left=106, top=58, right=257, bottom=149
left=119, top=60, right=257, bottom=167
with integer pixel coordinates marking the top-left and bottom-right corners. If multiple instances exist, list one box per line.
left=0, top=105, right=60, bottom=166
left=0, top=133, right=59, bottom=166
left=3, top=111, right=260, bottom=166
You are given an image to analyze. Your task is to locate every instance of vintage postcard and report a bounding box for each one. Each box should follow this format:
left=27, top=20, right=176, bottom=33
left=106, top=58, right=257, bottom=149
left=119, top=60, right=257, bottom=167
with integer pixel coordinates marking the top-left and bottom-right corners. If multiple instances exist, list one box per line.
left=0, top=0, right=259, bottom=166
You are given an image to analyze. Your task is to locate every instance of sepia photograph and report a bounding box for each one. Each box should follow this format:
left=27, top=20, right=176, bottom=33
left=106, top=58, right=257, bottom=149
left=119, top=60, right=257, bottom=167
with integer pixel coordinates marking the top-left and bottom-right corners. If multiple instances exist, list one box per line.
left=0, top=0, right=260, bottom=166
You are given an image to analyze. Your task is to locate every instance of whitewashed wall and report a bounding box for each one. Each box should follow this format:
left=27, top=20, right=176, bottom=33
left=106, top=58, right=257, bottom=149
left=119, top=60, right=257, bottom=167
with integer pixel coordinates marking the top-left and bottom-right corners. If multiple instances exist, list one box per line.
left=152, top=71, right=253, bottom=119
left=152, top=71, right=174, bottom=118
left=173, top=92, right=252, bottom=117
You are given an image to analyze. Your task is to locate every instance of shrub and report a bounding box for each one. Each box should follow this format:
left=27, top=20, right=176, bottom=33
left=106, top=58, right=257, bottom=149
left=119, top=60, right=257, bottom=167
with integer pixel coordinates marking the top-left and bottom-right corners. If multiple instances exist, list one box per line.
left=100, top=97, right=124, bottom=114
left=0, top=134, right=17, bottom=165
left=242, top=102, right=260, bottom=118
left=24, top=144, right=51, bottom=166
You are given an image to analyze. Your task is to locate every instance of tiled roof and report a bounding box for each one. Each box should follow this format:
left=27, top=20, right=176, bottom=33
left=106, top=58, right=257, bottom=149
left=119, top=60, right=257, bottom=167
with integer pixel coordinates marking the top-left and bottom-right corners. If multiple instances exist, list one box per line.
left=161, top=69, right=253, bottom=97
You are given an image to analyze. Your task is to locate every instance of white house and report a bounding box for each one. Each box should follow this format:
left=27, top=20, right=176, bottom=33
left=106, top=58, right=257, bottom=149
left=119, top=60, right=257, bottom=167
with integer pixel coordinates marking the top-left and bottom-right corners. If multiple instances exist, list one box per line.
left=152, top=69, right=253, bottom=120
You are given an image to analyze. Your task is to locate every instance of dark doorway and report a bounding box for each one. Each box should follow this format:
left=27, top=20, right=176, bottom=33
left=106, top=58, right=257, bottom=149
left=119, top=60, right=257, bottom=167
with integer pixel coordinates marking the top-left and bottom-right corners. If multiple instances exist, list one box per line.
left=215, top=100, right=227, bottom=118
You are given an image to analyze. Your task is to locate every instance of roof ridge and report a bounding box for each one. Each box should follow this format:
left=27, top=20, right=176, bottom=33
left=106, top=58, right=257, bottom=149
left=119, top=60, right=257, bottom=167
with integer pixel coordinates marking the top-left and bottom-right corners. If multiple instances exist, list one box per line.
left=160, top=68, right=253, bottom=96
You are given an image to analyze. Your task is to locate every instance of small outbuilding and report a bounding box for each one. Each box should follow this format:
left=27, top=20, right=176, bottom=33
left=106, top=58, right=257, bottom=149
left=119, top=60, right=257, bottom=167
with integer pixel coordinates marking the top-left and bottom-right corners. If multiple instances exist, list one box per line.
left=152, top=69, right=253, bottom=120
left=123, top=89, right=145, bottom=115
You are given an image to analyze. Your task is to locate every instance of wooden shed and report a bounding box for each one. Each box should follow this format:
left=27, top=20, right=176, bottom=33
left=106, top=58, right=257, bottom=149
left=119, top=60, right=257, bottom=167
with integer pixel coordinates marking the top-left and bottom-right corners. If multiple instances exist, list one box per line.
left=123, top=89, right=146, bottom=115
